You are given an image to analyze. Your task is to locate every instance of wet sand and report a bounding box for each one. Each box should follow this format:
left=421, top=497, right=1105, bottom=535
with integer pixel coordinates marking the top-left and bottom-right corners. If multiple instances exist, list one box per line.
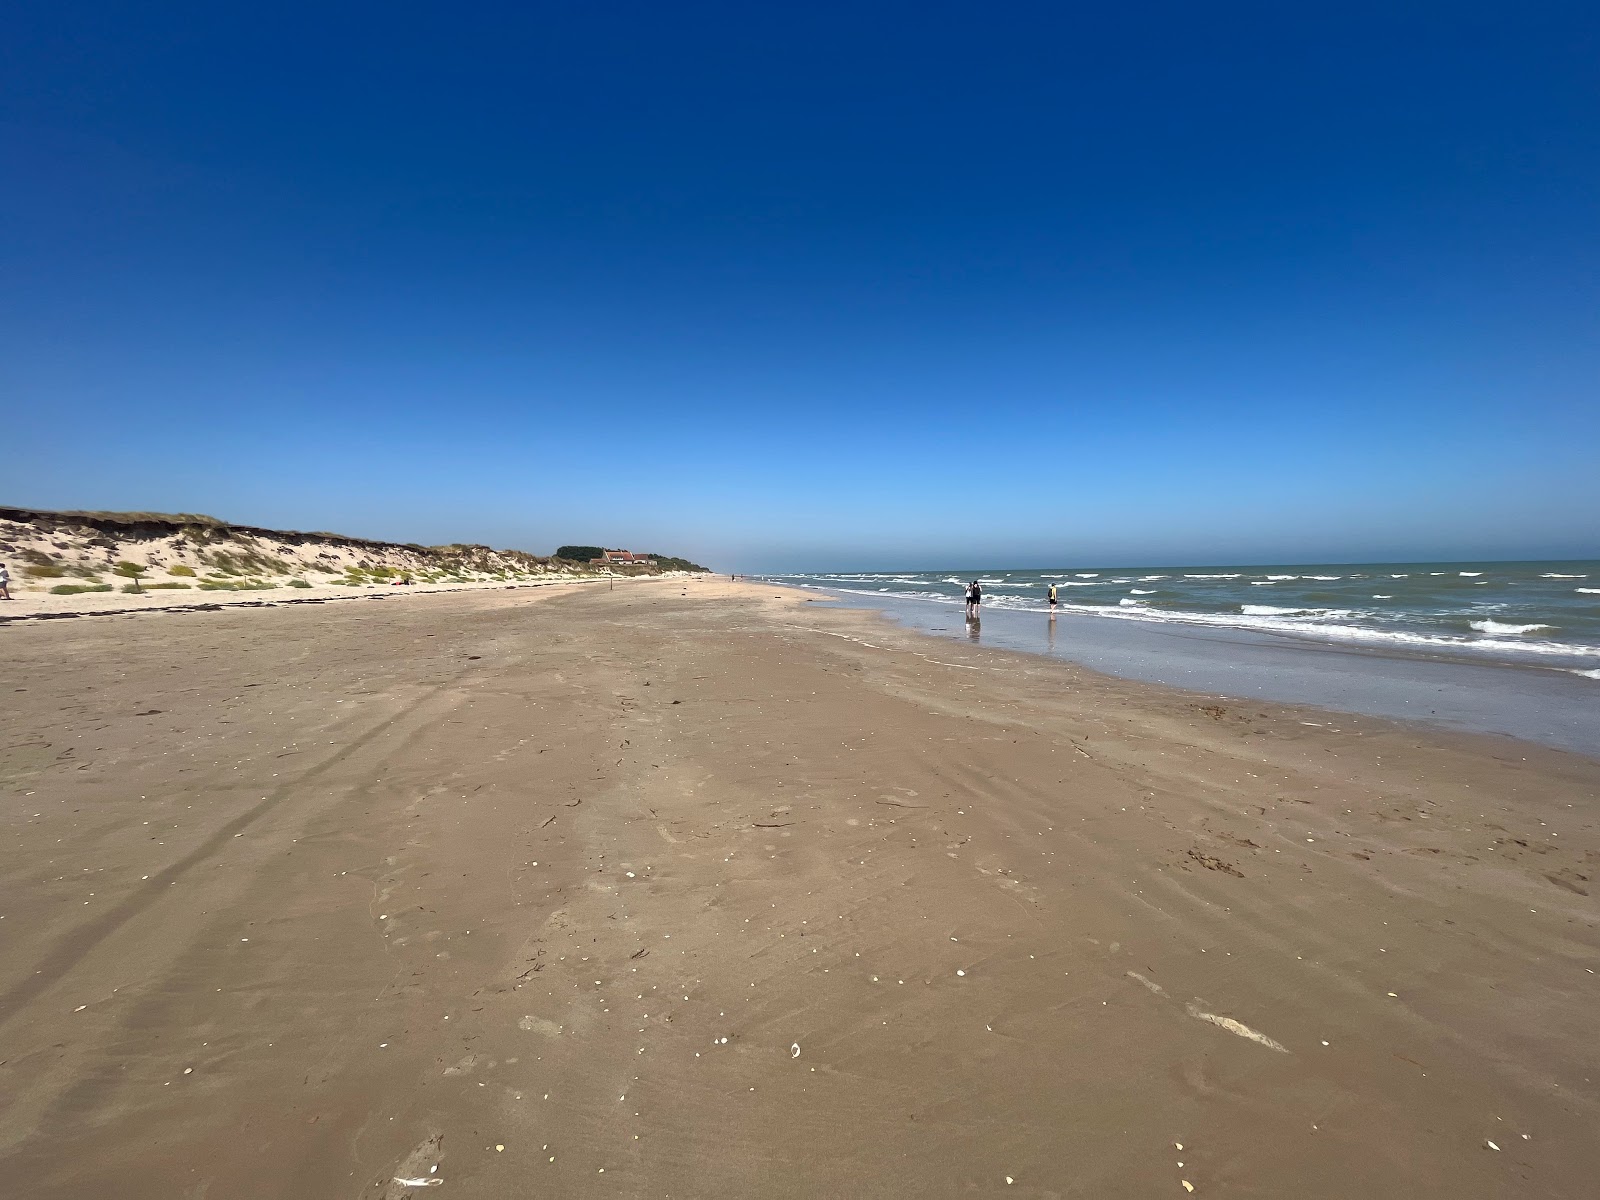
left=820, top=591, right=1600, bottom=755
left=2, top=578, right=1597, bottom=1197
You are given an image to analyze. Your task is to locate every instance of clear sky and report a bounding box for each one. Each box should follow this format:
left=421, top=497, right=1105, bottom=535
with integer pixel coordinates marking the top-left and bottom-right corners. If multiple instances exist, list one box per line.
left=4, top=2, right=1597, bottom=571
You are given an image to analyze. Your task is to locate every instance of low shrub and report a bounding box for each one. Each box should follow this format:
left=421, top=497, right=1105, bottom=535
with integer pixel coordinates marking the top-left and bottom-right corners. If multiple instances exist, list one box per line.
left=49, top=583, right=114, bottom=595
left=169, top=564, right=197, bottom=577
left=145, top=582, right=193, bottom=590
left=25, top=564, right=67, bottom=578
left=288, top=579, right=312, bottom=588
left=197, top=580, right=279, bottom=591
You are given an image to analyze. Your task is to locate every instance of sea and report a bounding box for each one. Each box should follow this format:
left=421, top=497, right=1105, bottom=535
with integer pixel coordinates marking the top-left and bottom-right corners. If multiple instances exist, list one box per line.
left=768, top=561, right=1600, bottom=678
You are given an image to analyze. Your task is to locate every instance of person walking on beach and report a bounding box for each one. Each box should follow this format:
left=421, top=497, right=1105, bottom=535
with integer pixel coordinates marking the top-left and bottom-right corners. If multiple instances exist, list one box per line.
left=965, top=580, right=982, bottom=618
left=1047, top=582, right=1058, bottom=615
left=0, top=562, right=11, bottom=600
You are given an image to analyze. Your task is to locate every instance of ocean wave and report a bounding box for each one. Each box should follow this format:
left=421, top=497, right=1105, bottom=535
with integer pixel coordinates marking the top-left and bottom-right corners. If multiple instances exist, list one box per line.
left=807, top=583, right=1600, bottom=662
left=1390, top=574, right=1409, bottom=578
left=1249, top=580, right=1276, bottom=586
left=1242, top=605, right=1316, bottom=616
left=1577, top=588, right=1600, bottom=595
left=1470, top=619, right=1554, bottom=635
left=1569, top=668, right=1600, bottom=680
left=1542, top=573, right=1586, bottom=579
left=1060, top=601, right=1600, bottom=658
left=1460, top=571, right=1482, bottom=577
left=1305, top=575, right=1341, bottom=581
left=1263, top=575, right=1300, bottom=581
left=1185, top=573, right=1242, bottom=579
left=1075, top=573, right=1099, bottom=578
left=1373, top=595, right=1392, bottom=599
left=1138, top=575, right=1169, bottom=581
left=1128, top=588, right=1156, bottom=595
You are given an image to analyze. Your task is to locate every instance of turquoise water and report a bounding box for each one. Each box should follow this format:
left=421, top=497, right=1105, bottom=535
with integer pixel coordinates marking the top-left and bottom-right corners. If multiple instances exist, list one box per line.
left=770, top=560, right=1600, bottom=676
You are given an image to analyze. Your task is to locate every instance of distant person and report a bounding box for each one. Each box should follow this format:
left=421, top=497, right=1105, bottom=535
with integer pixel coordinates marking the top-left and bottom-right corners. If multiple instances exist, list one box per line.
left=966, top=580, right=982, bottom=618
left=1047, top=583, right=1058, bottom=615
left=0, top=562, right=10, bottom=600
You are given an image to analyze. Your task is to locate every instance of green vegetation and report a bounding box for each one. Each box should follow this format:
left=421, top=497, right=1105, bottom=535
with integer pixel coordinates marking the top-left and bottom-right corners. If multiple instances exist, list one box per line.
left=49, top=583, right=114, bottom=595
left=200, top=548, right=293, bottom=576
left=288, top=579, right=312, bottom=588
left=112, top=561, right=148, bottom=592
left=144, top=582, right=193, bottom=590
left=647, top=553, right=710, bottom=573
left=555, top=545, right=605, bottom=562
left=24, top=563, right=67, bottom=578
left=168, top=563, right=197, bottom=577
left=197, top=580, right=279, bottom=591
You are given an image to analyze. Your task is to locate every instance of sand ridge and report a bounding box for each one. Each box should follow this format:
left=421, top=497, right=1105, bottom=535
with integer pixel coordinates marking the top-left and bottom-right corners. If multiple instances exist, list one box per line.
left=0, top=577, right=1596, bottom=1197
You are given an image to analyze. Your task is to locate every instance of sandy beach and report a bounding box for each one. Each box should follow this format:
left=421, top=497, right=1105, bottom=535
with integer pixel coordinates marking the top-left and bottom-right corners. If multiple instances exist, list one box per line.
left=2, top=577, right=1597, bottom=1198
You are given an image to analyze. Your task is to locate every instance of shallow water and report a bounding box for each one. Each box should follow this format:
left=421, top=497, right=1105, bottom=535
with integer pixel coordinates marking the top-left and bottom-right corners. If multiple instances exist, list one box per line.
left=772, top=560, right=1600, bottom=676
left=780, top=584, right=1600, bottom=756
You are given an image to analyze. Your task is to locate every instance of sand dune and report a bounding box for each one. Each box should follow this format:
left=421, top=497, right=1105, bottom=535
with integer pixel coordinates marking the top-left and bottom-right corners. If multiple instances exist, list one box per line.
left=0, top=506, right=697, bottom=612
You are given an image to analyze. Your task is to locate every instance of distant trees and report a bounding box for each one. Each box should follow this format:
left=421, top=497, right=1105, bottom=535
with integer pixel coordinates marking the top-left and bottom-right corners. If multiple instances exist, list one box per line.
left=647, top=554, right=709, bottom=573
left=554, top=545, right=605, bottom=562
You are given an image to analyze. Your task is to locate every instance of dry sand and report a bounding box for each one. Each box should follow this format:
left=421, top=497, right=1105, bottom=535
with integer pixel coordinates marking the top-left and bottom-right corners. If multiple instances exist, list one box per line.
left=1, top=578, right=1596, bottom=1197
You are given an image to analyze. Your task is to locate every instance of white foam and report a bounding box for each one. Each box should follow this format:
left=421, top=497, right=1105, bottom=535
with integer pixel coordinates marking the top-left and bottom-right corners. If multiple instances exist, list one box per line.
left=1129, top=588, right=1156, bottom=595
left=1250, top=580, right=1276, bottom=586
left=800, top=579, right=1600, bottom=664
left=1306, top=575, right=1340, bottom=581
left=1373, top=594, right=1392, bottom=599
left=1460, top=571, right=1483, bottom=577
left=1185, top=573, right=1241, bottom=579
left=1242, top=604, right=1314, bottom=616
left=1138, top=575, right=1169, bottom=581
left=1264, top=575, right=1300, bottom=581
left=1578, top=588, right=1600, bottom=595
left=1542, top=572, right=1586, bottom=579
left=1075, top=573, right=1100, bottom=578
left=1390, top=574, right=1409, bottom=578
left=1471, top=619, right=1554, bottom=635
left=1568, top=668, right=1600, bottom=680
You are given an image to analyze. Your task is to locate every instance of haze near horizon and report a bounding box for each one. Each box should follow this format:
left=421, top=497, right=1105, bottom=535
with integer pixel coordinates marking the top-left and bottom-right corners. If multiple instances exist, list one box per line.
left=5, top=2, right=1597, bottom=572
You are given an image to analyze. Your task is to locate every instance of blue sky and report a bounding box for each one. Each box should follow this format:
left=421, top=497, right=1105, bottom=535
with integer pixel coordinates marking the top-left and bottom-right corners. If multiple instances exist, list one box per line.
left=4, top=2, right=1597, bottom=571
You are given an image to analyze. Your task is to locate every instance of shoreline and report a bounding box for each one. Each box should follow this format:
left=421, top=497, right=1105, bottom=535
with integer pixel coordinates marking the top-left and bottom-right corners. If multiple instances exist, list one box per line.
left=0, top=571, right=699, bottom=624
left=793, top=585, right=1600, bottom=758
left=2, top=578, right=1597, bottom=1196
